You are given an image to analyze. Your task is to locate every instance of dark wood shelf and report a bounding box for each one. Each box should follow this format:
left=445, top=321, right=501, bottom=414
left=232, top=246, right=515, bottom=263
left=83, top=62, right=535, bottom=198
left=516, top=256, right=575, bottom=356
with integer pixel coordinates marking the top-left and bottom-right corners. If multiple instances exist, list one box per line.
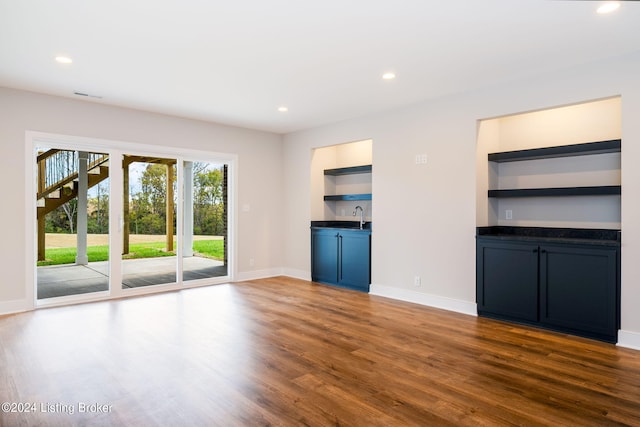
left=488, top=139, right=621, bottom=163
left=488, top=185, right=621, bottom=198
left=324, top=194, right=372, bottom=201
left=324, top=165, right=372, bottom=176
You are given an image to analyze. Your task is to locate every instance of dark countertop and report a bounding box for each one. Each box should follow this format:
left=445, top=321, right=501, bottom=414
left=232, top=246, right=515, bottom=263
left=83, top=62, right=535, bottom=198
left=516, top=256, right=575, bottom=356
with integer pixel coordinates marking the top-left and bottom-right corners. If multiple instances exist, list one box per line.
left=477, top=226, right=620, bottom=246
left=311, top=221, right=372, bottom=231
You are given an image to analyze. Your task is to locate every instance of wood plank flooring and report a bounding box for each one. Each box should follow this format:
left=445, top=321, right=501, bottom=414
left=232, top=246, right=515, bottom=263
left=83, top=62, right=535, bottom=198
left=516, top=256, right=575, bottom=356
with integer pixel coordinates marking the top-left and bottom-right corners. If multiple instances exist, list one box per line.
left=1, top=276, right=639, bottom=426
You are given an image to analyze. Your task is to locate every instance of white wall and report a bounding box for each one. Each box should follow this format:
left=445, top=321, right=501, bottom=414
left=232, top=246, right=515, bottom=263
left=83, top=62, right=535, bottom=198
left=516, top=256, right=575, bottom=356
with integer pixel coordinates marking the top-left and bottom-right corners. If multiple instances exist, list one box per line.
left=282, top=51, right=640, bottom=348
left=0, top=87, right=284, bottom=311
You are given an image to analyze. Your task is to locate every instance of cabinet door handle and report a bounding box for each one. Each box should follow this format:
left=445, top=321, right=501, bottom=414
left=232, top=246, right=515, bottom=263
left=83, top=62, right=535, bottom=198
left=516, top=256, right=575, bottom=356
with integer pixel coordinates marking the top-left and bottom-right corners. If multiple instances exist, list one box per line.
left=540, top=249, right=547, bottom=253
left=338, top=235, right=343, bottom=280
left=532, top=249, right=538, bottom=253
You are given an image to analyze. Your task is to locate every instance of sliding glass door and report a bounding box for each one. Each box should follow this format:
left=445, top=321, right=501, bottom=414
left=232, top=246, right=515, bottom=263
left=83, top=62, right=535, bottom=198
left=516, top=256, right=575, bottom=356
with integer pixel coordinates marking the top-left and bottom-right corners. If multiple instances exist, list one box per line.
left=36, top=147, right=110, bottom=299
left=32, top=135, right=233, bottom=305
left=182, top=161, right=228, bottom=282
left=121, top=155, right=177, bottom=289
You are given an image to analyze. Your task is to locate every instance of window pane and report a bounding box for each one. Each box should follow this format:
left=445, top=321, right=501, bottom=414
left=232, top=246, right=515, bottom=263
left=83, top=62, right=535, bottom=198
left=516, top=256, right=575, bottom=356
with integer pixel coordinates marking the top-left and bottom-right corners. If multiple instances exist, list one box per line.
left=182, top=161, right=228, bottom=281
left=37, top=149, right=110, bottom=299
left=122, top=155, right=177, bottom=288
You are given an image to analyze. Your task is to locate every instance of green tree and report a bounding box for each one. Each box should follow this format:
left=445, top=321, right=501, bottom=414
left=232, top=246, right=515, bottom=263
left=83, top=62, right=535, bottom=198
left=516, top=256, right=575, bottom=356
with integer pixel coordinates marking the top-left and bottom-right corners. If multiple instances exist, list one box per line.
left=130, top=163, right=176, bottom=235
left=88, top=181, right=109, bottom=234
left=193, top=165, right=224, bottom=235
left=45, top=202, right=75, bottom=233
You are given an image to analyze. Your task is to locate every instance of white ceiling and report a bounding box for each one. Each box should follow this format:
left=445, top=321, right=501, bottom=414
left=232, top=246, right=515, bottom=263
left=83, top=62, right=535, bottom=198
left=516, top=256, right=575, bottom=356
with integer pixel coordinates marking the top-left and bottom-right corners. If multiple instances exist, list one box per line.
left=1, top=1, right=639, bottom=134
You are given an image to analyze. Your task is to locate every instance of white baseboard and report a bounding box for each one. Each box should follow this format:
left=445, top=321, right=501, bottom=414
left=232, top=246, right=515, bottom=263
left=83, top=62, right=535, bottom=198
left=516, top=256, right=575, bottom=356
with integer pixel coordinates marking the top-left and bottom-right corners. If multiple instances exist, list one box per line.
left=281, top=268, right=311, bottom=281
left=369, top=284, right=477, bottom=317
left=235, top=268, right=285, bottom=282
left=0, top=298, right=31, bottom=316
left=618, top=330, right=640, bottom=351
left=236, top=268, right=311, bottom=282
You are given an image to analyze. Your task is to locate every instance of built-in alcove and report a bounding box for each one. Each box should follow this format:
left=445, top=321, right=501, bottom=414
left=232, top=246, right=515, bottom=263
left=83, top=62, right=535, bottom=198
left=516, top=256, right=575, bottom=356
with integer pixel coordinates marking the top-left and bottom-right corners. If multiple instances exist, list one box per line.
left=476, top=97, right=621, bottom=229
left=311, top=139, right=373, bottom=222
left=475, top=97, right=622, bottom=343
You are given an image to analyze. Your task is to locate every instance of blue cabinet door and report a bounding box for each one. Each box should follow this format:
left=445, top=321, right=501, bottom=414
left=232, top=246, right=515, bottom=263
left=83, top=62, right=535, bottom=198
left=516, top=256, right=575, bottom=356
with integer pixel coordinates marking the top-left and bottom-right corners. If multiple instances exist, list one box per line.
left=476, top=240, right=539, bottom=322
left=339, top=231, right=371, bottom=291
left=540, top=244, right=617, bottom=338
left=311, top=229, right=339, bottom=284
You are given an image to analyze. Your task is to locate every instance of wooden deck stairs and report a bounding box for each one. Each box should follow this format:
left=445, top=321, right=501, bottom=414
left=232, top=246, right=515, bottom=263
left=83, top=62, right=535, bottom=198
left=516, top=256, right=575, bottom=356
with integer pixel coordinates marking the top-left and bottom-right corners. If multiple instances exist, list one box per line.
left=36, top=150, right=110, bottom=260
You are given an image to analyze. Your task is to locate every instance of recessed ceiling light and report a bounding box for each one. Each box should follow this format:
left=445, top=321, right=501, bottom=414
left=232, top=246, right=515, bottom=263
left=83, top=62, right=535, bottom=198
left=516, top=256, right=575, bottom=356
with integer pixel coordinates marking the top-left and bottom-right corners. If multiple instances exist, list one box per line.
left=597, top=2, right=620, bottom=14
left=55, top=56, right=73, bottom=64
left=382, top=72, right=396, bottom=80
left=278, top=106, right=288, bottom=112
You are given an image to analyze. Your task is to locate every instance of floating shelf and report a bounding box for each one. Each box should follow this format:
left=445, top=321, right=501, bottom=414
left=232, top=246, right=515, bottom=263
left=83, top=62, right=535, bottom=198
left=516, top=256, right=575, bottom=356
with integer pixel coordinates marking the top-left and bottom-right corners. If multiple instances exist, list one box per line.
left=488, top=185, right=621, bottom=198
left=324, top=194, right=372, bottom=201
left=488, top=139, right=621, bottom=163
left=324, top=165, right=372, bottom=176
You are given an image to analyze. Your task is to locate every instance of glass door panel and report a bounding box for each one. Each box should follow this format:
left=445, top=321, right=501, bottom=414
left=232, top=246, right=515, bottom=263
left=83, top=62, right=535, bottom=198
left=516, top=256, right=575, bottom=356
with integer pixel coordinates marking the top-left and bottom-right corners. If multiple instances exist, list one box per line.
left=36, top=148, right=110, bottom=299
left=182, top=161, right=228, bottom=281
left=122, top=155, right=177, bottom=288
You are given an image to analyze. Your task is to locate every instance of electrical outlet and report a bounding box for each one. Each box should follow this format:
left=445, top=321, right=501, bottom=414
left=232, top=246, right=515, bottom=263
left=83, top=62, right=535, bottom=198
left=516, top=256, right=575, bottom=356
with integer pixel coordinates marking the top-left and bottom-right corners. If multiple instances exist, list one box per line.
left=249, top=258, right=255, bottom=267
left=506, top=209, right=513, bottom=220
left=414, top=276, right=421, bottom=287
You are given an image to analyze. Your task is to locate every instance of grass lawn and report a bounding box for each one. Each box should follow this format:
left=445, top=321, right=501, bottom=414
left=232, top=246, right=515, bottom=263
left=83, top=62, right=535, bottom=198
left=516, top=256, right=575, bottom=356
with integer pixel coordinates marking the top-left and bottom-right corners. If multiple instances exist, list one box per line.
left=38, top=239, right=224, bottom=266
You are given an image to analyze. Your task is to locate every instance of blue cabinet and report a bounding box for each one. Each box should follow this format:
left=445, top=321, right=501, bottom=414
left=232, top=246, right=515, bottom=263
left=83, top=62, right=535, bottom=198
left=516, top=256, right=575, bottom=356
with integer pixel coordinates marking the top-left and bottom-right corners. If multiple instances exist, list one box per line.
left=477, top=233, right=620, bottom=343
left=311, top=228, right=371, bottom=292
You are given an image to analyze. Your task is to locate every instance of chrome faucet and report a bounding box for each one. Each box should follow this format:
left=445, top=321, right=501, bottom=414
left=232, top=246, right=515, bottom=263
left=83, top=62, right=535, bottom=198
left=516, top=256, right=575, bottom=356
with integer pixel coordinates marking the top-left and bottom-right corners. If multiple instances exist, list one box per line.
left=353, top=205, right=365, bottom=229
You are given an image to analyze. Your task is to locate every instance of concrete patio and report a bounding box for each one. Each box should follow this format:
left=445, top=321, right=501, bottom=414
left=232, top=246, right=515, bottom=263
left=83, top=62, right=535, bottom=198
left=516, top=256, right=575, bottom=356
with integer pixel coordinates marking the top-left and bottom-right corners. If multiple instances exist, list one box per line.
left=37, top=256, right=227, bottom=299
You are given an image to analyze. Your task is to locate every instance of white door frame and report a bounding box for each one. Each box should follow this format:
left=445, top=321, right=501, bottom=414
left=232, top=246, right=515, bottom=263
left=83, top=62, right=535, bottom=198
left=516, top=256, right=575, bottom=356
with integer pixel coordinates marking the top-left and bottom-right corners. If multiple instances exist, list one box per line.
left=26, top=131, right=237, bottom=309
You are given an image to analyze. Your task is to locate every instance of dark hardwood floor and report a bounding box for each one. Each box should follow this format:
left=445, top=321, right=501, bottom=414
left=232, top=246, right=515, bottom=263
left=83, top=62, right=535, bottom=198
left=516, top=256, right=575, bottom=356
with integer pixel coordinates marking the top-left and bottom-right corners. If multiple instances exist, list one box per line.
left=1, top=276, right=639, bottom=426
